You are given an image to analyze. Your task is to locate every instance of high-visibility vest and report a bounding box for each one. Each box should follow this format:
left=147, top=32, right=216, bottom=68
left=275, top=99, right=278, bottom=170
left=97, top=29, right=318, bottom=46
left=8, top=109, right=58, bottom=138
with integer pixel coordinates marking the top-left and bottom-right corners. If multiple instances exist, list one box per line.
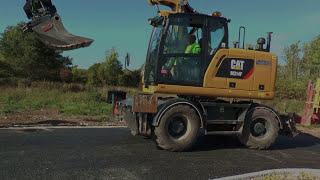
left=169, top=43, right=201, bottom=67
left=185, top=43, right=201, bottom=54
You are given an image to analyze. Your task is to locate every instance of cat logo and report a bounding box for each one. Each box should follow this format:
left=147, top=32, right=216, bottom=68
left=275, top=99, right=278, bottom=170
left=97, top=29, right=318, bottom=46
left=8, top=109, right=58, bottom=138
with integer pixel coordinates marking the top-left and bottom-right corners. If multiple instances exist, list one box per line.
left=231, top=59, right=245, bottom=71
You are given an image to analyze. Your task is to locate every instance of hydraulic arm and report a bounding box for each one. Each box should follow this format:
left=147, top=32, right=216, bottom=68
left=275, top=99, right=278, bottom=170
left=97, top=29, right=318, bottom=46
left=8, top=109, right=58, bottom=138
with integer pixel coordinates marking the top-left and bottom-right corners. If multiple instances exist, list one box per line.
left=148, top=0, right=196, bottom=16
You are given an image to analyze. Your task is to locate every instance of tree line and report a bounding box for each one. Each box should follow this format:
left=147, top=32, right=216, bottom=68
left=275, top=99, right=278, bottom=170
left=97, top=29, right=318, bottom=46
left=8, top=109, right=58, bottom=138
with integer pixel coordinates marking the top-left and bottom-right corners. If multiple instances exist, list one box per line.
left=277, top=36, right=320, bottom=100
left=0, top=24, right=141, bottom=87
left=72, top=49, right=141, bottom=87
left=1, top=23, right=320, bottom=97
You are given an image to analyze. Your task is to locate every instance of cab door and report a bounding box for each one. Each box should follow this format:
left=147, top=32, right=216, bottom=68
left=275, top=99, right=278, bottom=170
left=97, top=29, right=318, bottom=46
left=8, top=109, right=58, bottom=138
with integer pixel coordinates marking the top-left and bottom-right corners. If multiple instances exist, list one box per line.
left=203, top=17, right=229, bottom=89
left=156, top=14, right=206, bottom=87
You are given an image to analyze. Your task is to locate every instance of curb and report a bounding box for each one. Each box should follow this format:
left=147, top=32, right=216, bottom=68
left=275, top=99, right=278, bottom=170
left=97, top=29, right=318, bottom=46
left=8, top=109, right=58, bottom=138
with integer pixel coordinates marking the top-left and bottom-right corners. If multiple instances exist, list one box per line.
left=0, top=126, right=127, bottom=130
left=212, top=169, right=320, bottom=180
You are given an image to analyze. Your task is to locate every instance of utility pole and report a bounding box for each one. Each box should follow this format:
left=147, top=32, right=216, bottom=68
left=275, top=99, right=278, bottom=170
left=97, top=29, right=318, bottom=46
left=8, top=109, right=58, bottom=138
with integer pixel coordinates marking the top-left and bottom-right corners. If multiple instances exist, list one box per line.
left=125, top=53, right=130, bottom=70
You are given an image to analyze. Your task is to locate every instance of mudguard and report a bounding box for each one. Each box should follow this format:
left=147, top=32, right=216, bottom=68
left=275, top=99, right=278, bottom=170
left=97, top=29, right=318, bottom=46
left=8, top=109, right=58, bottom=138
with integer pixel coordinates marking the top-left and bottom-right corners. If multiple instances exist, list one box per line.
left=152, top=98, right=205, bottom=127
left=26, top=14, right=94, bottom=51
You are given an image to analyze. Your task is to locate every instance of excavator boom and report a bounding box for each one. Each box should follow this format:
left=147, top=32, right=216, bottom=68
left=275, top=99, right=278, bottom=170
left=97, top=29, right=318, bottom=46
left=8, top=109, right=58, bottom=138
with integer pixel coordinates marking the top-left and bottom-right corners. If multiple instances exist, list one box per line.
left=148, top=0, right=181, bottom=11
left=148, top=0, right=196, bottom=16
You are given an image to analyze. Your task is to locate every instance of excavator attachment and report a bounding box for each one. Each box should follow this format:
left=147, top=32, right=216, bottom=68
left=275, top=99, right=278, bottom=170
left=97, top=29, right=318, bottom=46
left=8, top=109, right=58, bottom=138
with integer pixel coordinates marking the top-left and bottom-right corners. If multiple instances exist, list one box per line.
left=28, top=14, right=94, bottom=51
left=23, top=0, right=93, bottom=51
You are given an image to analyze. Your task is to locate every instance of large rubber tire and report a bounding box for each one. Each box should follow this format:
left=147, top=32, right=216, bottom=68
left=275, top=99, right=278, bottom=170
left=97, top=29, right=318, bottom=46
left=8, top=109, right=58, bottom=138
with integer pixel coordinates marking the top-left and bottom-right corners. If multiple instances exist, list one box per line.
left=154, top=105, right=200, bottom=152
left=239, top=107, right=280, bottom=150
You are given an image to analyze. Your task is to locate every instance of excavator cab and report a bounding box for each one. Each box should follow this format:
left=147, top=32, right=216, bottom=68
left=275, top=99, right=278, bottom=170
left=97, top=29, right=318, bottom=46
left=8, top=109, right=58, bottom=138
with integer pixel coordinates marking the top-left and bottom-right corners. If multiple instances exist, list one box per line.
left=143, top=0, right=277, bottom=100
left=144, top=13, right=229, bottom=88
left=23, top=0, right=93, bottom=51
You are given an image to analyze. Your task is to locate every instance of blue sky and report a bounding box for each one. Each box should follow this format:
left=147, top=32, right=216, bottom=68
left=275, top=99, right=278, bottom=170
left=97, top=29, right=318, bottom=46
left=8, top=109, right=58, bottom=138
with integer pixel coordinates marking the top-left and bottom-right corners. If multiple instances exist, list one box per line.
left=1, top=0, right=320, bottom=69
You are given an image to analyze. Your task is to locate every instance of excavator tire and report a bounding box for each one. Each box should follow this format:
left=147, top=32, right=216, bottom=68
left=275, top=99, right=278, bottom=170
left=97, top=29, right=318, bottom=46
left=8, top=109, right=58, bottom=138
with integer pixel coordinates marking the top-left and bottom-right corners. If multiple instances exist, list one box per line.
left=239, top=107, right=280, bottom=150
left=30, top=14, right=94, bottom=51
left=154, top=105, right=200, bottom=152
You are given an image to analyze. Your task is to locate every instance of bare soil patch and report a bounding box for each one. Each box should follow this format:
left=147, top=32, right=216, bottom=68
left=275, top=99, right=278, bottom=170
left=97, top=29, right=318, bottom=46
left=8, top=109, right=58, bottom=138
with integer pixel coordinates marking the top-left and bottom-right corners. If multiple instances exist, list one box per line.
left=0, top=109, right=125, bottom=128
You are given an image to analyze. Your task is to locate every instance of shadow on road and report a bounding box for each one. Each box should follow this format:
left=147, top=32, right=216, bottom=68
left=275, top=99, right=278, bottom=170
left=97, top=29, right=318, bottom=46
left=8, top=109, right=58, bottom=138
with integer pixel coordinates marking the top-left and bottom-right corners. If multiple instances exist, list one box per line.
left=193, top=135, right=244, bottom=152
left=192, top=133, right=320, bottom=152
left=272, top=133, right=320, bottom=150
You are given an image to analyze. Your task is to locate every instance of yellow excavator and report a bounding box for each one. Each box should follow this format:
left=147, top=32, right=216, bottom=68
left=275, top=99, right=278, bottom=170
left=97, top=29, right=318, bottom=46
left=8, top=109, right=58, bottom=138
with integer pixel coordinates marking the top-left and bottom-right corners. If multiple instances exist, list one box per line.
left=23, top=0, right=297, bottom=152
left=126, top=0, right=297, bottom=152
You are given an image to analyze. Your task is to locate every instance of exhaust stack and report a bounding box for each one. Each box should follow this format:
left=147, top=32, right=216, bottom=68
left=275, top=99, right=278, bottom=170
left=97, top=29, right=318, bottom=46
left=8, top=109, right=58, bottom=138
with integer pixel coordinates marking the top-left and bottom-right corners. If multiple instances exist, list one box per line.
left=266, top=32, right=273, bottom=52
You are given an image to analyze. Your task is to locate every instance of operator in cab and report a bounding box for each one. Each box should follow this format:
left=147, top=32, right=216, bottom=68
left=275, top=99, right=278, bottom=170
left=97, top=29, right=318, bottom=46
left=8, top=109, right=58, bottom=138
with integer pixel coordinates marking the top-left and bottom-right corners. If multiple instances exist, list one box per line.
left=164, top=34, right=201, bottom=79
left=185, top=34, right=201, bottom=54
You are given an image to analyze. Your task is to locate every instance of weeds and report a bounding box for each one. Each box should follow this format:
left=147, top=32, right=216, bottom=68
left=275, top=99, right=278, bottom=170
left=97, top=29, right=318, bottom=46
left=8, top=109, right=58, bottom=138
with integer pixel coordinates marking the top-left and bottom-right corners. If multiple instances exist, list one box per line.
left=263, top=98, right=305, bottom=114
left=0, top=86, right=113, bottom=117
left=252, top=172, right=318, bottom=180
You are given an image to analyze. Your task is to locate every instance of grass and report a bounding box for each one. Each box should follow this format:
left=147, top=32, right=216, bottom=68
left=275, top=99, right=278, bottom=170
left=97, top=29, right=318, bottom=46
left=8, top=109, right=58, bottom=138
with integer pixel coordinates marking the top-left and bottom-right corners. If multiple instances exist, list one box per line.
left=0, top=86, right=113, bottom=118
left=0, top=86, right=307, bottom=117
left=263, top=98, right=305, bottom=115
left=0, top=81, right=313, bottom=125
left=298, top=124, right=320, bottom=129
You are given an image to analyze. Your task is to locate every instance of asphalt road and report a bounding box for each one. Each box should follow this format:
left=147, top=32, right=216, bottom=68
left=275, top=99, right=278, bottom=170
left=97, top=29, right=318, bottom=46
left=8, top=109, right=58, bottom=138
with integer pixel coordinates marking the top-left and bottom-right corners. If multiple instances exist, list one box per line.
left=0, top=127, right=319, bottom=180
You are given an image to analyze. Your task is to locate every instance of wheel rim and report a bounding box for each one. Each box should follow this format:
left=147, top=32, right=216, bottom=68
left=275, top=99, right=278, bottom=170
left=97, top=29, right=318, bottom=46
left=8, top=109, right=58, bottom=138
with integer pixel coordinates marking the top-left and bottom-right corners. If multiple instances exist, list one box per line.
left=250, top=118, right=267, bottom=138
left=168, top=115, right=187, bottom=139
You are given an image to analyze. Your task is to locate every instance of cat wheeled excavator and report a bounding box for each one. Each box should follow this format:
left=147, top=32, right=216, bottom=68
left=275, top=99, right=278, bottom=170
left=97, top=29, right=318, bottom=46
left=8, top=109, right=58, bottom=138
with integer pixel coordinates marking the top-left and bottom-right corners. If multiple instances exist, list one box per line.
left=22, top=0, right=297, bottom=152
left=122, top=0, right=298, bottom=152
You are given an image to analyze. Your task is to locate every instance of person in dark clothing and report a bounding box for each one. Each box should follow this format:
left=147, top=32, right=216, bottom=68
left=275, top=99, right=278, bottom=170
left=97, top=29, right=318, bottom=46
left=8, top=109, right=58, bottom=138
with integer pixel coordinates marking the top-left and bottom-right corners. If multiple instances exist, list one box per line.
left=23, top=0, right=57, bottom=19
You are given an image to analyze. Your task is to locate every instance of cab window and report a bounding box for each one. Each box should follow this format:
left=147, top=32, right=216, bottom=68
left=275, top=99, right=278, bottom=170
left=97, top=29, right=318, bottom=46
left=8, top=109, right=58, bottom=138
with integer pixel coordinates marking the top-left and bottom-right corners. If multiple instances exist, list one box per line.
left=164, top=25, right=203, bottom=54
left=159, top=15, right=205, bottom=86
left=208, top=20, right=225, bottom=55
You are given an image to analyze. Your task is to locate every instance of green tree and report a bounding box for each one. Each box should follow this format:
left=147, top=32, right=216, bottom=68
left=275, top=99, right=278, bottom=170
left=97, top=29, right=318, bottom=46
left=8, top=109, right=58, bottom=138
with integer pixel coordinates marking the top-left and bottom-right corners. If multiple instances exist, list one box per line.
left=87, top=63, right=102, bottom=86
left=97, top=49, right=123, bottom=86
left=0, top=52, right=4, bottom=61
left=71, top=66, right=88, bottom=84
left=0, top=60, right=14, bottom=78
left=276, top=42, right=308, bottom=100
left=119, top=69, right=141, bottom=87
left=283, top=42, right=302, bottom=81
left=0, top=53, right=12, bottom=78
left=0, top=24, right=71, bottom=81
left=303, top=36, right=320, bottom=79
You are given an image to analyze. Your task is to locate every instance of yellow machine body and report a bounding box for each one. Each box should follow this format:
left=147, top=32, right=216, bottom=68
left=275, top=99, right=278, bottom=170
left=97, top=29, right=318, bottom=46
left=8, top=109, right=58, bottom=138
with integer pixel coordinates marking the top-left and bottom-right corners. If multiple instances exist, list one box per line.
left=143, top=48, right=277, bottom=100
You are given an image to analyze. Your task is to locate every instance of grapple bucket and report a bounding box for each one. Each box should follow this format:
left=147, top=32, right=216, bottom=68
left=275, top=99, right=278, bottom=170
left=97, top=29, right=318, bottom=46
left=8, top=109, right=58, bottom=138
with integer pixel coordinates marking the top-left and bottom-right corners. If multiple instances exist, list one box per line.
left=30, top=14, right=94, bottom=51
